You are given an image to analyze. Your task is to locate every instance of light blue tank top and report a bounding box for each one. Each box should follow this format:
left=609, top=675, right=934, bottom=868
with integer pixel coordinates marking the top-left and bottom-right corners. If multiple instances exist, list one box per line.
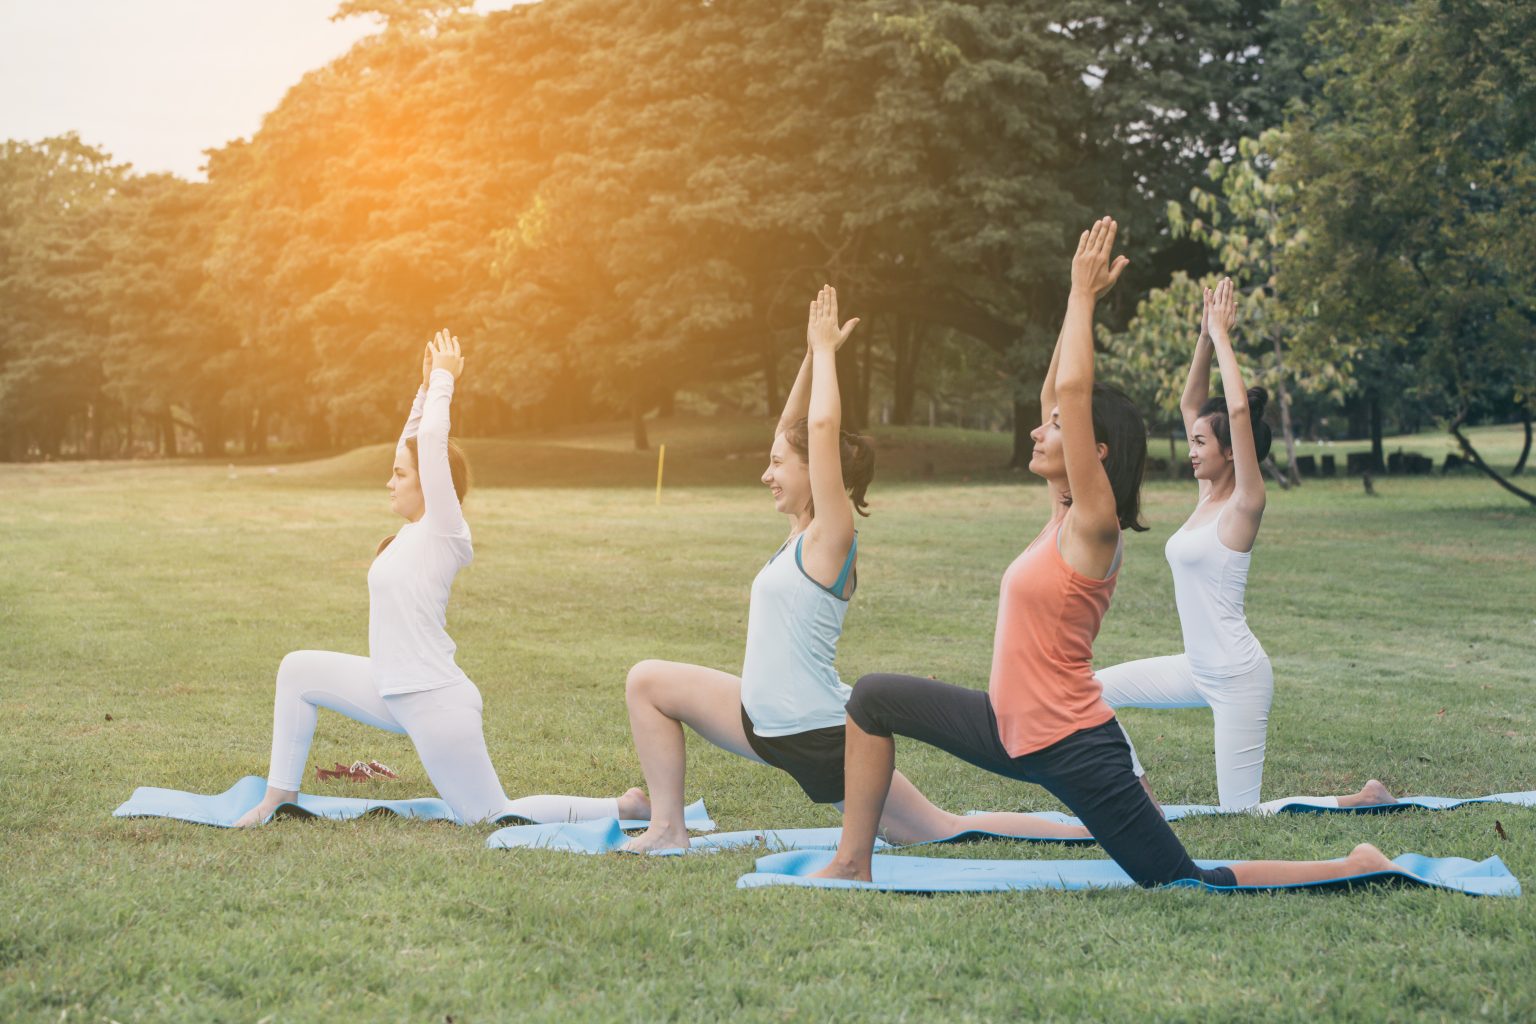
left=739, top=533, right=857, bottom=736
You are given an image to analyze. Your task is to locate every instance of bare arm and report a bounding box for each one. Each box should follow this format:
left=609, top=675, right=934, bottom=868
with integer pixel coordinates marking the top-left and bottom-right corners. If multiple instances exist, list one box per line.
left=802, top=286, right=860, bottom=586
left=1207, top=279, right=1266, bottom=530
left=776, top=345, right=814, bottom=437
left=1057, top=218, right=1129, bottom=578
left=1180, top=290, right=1216, bottom=437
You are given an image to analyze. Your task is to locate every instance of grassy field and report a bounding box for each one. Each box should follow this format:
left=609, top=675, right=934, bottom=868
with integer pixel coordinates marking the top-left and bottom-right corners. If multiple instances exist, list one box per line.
left=3, top=421, right=1534, bottom=1022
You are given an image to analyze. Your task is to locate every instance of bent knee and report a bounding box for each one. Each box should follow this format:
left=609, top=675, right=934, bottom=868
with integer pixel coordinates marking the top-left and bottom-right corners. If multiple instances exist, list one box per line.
left=625, top=659, right=666, bottom=701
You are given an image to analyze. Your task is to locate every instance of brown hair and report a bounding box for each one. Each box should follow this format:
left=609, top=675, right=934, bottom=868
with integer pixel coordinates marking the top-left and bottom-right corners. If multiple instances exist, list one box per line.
left=377, top=438, right=472, bottom=556
left=781, top=417, right=876, bottom=517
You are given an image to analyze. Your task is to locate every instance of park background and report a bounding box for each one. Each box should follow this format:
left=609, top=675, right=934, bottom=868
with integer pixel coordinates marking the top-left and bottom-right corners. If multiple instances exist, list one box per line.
left=3, top=1, right=1535, bottom=1021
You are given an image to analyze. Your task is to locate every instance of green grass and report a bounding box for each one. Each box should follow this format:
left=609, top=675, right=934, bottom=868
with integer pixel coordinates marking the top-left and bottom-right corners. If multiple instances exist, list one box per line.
left=3, top=423, right=1534, bottom=1023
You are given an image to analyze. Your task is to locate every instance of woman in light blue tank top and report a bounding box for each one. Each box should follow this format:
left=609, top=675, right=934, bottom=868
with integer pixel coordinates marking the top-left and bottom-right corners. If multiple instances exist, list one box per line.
left=620, top=286, right=1092, bottom=851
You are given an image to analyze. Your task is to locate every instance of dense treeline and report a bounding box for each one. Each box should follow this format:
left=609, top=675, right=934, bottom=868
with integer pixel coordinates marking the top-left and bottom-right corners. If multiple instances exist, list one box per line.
left=1, top=0, right=1531, bottom=490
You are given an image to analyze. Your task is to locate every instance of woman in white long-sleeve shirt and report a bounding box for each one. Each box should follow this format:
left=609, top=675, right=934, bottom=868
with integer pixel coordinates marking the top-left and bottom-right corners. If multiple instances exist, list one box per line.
left=234, top=330, right=646, bottom=827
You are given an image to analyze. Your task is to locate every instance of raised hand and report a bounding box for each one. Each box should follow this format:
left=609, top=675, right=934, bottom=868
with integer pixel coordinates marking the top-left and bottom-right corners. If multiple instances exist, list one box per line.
left=1199, top=287, right=1213, bottom=342
left=1209, top=277, right=1237, bottom=343
left=807, top=285, right=860, bottom=355
left=421, top=341, right=433, bottom=390
left=429, top=328, right=465, bottom=380
left=1070, top=216, right=1130, bottom=300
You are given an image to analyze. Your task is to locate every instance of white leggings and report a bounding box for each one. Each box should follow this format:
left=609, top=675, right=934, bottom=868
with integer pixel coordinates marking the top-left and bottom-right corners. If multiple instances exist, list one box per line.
left=1097, top=653, right=1277, bottom=811
left=265, top=650, right=621, bottom=825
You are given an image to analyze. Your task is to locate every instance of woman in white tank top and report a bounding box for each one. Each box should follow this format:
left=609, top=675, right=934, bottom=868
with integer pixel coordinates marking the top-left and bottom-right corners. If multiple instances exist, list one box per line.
left=620, top=287, right=1091, bottom=851
left=1097, top=280, right=1393, bottom=811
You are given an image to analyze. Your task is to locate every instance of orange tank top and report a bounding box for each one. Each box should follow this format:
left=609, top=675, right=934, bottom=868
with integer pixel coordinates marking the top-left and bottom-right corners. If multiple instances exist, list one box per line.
left=988, top=519, right=1119, bottom=757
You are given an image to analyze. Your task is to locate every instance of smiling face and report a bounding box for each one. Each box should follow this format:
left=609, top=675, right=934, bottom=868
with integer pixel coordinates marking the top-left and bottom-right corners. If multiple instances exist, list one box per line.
left=762, top=432, right=811, bottom=516
left=1188, top=415, right=1235, bottom=482
left=386, top=448, right=425, bottom=522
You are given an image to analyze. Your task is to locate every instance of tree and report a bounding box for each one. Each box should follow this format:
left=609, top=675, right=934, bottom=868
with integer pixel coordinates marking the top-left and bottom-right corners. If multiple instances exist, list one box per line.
left=1281, top=0, right=1536, bottom=504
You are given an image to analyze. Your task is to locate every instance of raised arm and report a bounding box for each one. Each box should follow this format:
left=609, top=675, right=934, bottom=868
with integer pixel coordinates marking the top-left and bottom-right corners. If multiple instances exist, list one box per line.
left=418, top=328, right=466, bottom=534
left=801, top=285, right=860, bottom=585
left=776, top=349, right=814, bottom=437
left=395, top=342, right=434, bottom=448
left=1057, top=218, right=1129, bottom=577
left=1180, top=289, right=1216, bottom=438
left=1207, top=278, right=1266, bottom=522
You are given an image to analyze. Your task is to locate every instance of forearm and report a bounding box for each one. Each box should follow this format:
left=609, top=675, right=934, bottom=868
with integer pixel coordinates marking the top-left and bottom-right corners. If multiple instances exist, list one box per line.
left=776, top=353, right=814, bottom=434
left=418, top=370, right=464, bottom=527
left=1181, top=335, right=1214, bottom=418
left=1040, top=319, right=1068, bottom=412
left=397, top=385, right=428, bottom=447
left=807, top=349, right=840, bottom=430
left=1211, top=334, right=1263, bottom=496
left=1054, top=290, right=1098, bottom=396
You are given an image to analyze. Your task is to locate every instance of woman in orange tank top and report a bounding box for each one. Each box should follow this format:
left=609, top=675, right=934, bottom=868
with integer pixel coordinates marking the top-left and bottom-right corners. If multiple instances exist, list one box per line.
left=812, top=218, right=1400, bottom=889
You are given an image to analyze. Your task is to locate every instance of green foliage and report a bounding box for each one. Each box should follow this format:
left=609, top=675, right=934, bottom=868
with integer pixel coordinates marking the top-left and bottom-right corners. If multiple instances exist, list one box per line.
left=1280, top=0, right=1536, bottom=422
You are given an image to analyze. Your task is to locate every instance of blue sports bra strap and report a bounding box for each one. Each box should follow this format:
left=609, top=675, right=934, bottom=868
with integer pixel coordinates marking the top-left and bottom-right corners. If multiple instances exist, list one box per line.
left=831, top=535, right=858, bottom=595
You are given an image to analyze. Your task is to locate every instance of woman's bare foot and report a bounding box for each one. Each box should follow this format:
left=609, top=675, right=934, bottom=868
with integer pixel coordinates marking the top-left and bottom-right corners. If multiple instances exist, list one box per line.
left=807, top=857, right=873, bottom=882
left=231, top=800, right=283, bottom=828
left=1358, top=779, right=1394, bottom=805
left=1345, top=842, right=1398, bottom=875
left=616, top=787, right=650, bottom=820
left=619, top=823, right=690, bottom=853
left=1337, top=779, right=1396, bottom=808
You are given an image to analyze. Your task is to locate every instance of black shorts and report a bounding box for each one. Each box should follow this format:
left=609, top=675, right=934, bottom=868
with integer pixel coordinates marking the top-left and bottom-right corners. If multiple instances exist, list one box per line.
left=740, top=705, right=846, bottom=805
left=846, top=673, right=1237, bottom=889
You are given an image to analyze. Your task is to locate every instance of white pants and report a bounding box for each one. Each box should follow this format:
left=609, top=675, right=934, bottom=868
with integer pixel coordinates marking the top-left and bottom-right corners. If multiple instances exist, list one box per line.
left=265, top=650, right=620, bottom=825
left=1097, top=653, right=1275, bottom=811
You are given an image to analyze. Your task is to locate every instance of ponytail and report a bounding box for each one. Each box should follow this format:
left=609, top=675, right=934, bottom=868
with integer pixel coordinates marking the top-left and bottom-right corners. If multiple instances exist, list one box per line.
left=782, top=418, right=878, bottom=517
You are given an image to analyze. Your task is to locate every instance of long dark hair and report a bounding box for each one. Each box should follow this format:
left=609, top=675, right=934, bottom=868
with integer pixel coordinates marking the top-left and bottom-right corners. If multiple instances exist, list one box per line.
left=1198, top=387, right=1273, bottom=462
left=782, top=417, right=876, bottom=517
left=1090, top=382, right=1148, bottom=532
left=378, top=438, right=472, bottom=555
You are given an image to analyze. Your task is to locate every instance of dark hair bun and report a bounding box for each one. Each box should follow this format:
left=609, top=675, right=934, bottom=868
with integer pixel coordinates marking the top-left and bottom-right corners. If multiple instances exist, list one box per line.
left=1246, top=386, right=1269, bottom=420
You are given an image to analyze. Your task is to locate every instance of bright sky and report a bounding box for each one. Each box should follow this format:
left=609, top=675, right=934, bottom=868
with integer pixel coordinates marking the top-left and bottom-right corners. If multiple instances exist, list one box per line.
left=0, top=1, right=522, bottom=181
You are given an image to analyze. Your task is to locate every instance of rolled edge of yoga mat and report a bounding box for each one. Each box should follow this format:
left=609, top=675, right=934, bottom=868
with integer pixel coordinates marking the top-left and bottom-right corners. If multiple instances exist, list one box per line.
left=735, top=851, right=1521, bottom=898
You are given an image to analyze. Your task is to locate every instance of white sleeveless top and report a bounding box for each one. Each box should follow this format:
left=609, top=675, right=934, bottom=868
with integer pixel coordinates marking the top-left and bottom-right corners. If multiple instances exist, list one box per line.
left=739, top=533, right=856, bottom=736
left=1165, top=507, right=1267, bottom=677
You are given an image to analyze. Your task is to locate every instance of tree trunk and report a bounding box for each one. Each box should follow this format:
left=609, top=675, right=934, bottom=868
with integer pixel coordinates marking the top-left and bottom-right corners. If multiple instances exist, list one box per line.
left=761, top=336, right=780, bottom=417
left=858, top=324, right=874, bottom=431
left=1450, top=413, right=1536, bottom=507
left=1271, top=332, right=1301, bottom=487
left=836, top=341, right=862, bottom=430
left=632, top=404, right=649, bottom=452
left=1009, top=397, right=1037, bottom=470
left=892, top=318, right=921, bottom=426
left=159, top=409, right=178, bottom=457
left=1514, top=404, right=1532, bottom=475
left=1368, top=393, right=1385, bottom=473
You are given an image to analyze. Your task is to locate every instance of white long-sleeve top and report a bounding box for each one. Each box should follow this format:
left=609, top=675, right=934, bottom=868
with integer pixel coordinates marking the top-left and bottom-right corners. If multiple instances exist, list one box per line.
left=367, top=368, right=474, bottom=695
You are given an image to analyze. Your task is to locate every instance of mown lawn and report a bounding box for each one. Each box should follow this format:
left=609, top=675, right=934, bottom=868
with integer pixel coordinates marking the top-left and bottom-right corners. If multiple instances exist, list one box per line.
left=3, top=422, right=1533, bottom=1022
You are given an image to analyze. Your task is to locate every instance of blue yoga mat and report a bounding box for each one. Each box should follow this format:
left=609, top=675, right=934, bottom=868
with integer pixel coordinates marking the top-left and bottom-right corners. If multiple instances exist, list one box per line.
left=1006, top=790, right=1536, bottom=825
left=113, top=776, right=716, bottom=830
left=486, top=814, right=1091, bottom=855
left=736, top=850, right=1521, bottom=897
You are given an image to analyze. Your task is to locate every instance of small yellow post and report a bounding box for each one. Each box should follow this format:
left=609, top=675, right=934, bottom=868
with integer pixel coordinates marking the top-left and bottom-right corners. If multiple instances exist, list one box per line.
left=655, top=444, right=666, bottom=505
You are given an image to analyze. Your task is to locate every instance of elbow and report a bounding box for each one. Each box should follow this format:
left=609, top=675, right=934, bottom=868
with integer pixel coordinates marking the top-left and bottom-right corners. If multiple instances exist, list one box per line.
left=808, top=414, right=838, bottom=434
left=1055, top=376, right=1092, bottom=398
left=1225, top=401, right=1249, bottom=418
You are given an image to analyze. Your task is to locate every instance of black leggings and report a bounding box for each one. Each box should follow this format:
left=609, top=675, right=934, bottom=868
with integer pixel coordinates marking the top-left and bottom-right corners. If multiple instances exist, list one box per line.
left=846, top=673, right=1236, bottom=888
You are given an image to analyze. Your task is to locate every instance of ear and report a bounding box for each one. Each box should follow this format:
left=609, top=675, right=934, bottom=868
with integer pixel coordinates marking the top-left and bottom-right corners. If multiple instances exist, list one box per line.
left=1096, top=441, right=1110, bottom=464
